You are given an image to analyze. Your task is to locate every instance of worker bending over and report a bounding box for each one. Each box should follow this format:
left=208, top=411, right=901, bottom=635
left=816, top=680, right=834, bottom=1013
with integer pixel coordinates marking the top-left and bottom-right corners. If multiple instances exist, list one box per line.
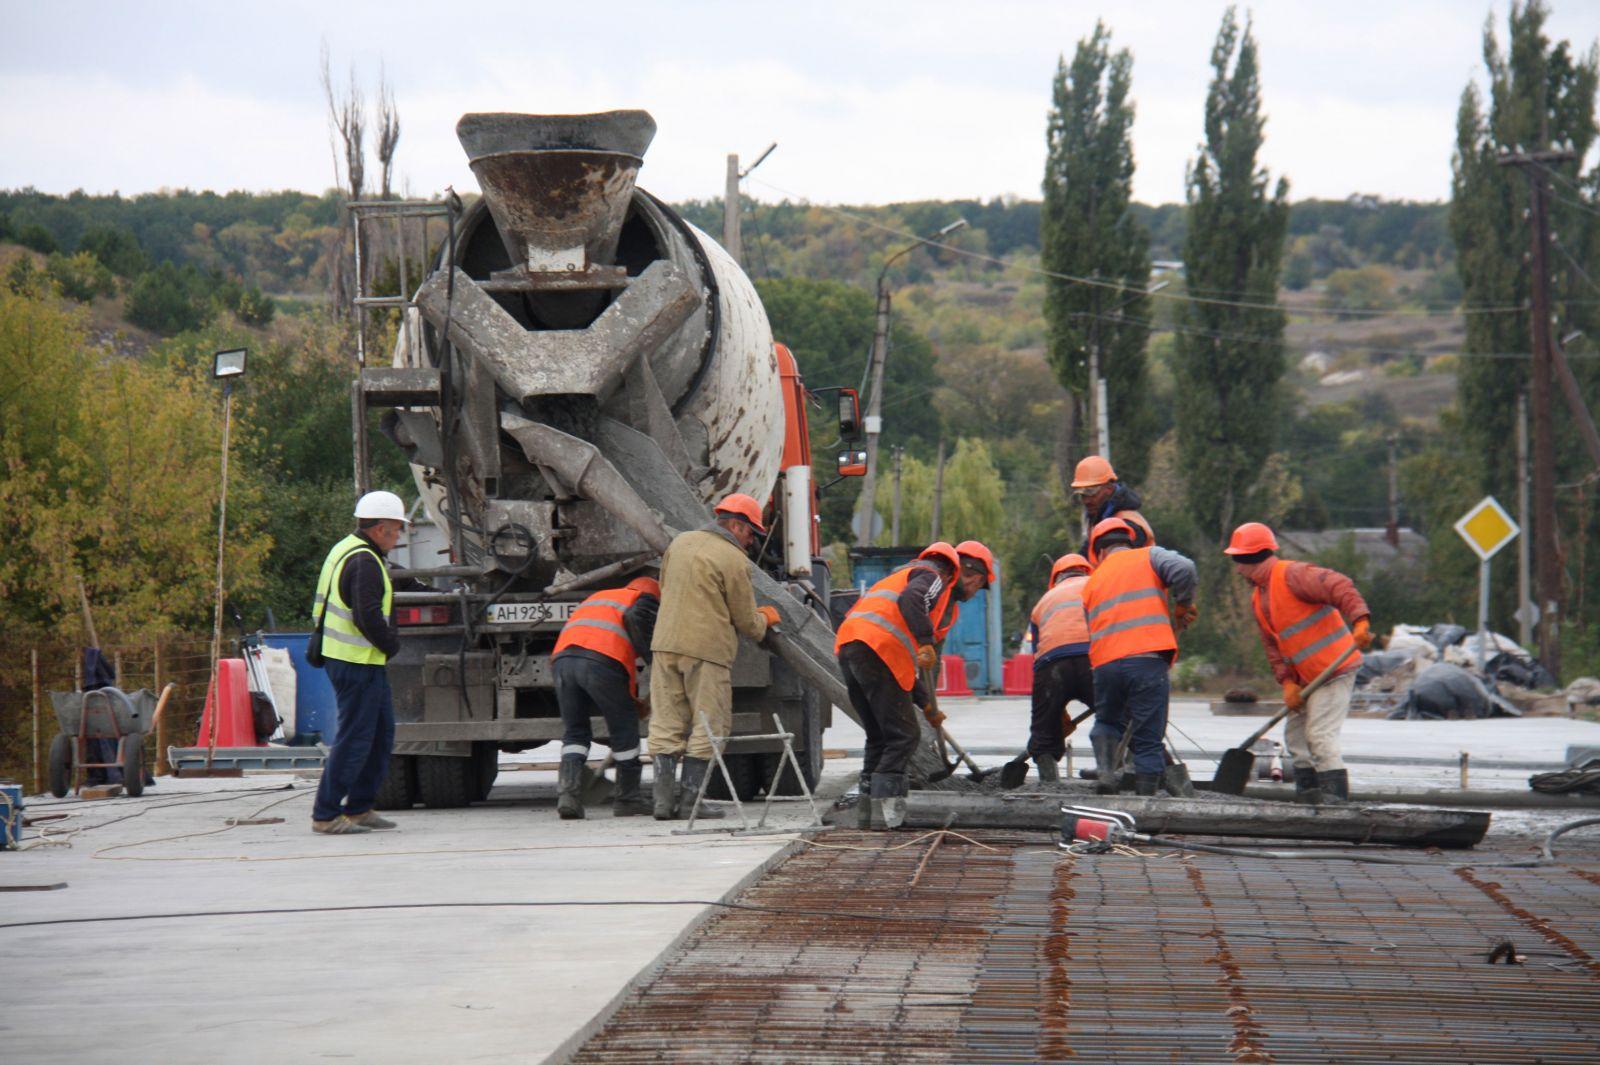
left=1025, top=553, right=1094, bottom=782
left=551, top=576, right=660, bottom=819
left=648, top=494, right=781, bottom=820
left=1082, top=518, right=1197, bottom=796
left=835, top=540, right=992, bottom=828
left=1072, top=455, right=1153, bottom=546
left=1225, top=522, right=1373, bottom=804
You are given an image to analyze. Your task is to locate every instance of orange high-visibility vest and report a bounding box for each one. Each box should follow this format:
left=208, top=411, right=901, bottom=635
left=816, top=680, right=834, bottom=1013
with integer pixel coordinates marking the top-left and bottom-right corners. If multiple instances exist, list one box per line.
left=835, top=561, right=957, bottom=690
left=1114, top=508, right=1155, bottom=544
left=1252, top=560, right=1360, bottom=685
left=1031, top=573, right=1090, bottom=656
left=554, top=586, right=649, bottom=697
left=1083, top=547, right=1176, bottom=669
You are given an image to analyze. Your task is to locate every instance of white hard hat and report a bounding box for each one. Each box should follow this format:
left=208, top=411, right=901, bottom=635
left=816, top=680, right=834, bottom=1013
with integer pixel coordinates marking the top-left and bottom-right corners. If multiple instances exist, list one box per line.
left=354, top=491, right=410, bottom=523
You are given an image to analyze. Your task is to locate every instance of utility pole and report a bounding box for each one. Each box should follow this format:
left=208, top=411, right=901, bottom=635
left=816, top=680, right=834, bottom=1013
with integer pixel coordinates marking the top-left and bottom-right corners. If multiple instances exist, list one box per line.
left=1385, top=433, right=1400, bottom=548
left=930, top=440, right=947, bottom=541
left=1517, top=390, right=1533, bottom=649
left=891, top=447, right=903, bottom=546
left=1499, top=146, right=1574, bottom=675
left=723, top=154, right=741, bottom=266
left=721, top=142, right=775, bottom=269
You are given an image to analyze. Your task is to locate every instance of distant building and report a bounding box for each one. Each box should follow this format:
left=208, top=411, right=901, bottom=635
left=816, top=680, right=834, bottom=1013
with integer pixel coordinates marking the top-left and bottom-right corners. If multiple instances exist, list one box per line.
left=1278, top=527, right=1427, bottom=571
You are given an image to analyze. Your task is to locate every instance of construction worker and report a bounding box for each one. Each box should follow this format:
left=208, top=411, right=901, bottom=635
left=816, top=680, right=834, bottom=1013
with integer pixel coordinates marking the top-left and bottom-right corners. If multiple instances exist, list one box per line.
left=1071, top=455, right=1153, bottom=546
left=835, top=540, right=993, bottom=828
left=1081, top=517, right=1196, bottom=797
left=1225, top=522, right=1373, bottom=804
left=1025, top=553, right=1094, bottom=782
left=307, top=490, right=411, bottom=835
left=551, top=576, right=661, bottom=820
left=648, top=493, right=781, bottom=820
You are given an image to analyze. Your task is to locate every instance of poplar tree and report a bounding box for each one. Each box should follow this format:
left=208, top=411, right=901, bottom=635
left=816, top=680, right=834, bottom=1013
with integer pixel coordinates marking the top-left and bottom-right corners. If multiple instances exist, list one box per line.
left=1171, top=7, right=1290, bottom=543
left=1041, top=22, right=1154, bottom=487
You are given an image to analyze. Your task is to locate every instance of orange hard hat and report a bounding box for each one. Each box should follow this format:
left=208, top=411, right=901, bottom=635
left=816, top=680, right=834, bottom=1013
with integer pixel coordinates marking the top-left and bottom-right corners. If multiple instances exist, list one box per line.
left=1049, top=552, right=1091, bottom=584
left=713, top=493, right=767, bottom=534
left=1223, top=522, right=1279, bottom=557
left=956, top=540, right=996, bottom=586
left=625, top=576, right=661, bottom=599
left=1071, top=455, right=1117, bottom=489
left=918, top=541, right=961, bottom=571
left=1088, top=517, right=1136, bottom=566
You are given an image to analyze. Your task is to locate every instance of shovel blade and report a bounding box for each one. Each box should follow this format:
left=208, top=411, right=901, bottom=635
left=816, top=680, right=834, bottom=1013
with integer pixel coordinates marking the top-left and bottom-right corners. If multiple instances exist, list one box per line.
left=998, top=757, right=1031, bottom=790
left=1211, top=748, right=1256, bottom=796
left=580, top=764, right=615, bottom=804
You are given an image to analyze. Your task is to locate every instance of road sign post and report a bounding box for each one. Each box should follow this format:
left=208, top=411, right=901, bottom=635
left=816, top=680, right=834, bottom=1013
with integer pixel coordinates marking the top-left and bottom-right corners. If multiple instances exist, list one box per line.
left=1453, top=496, right=1521, bottom=671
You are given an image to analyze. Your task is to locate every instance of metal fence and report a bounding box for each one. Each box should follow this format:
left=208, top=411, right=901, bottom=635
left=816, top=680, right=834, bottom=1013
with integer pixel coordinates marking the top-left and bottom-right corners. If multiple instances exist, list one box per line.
left=0, top=636, right=219, bottom=791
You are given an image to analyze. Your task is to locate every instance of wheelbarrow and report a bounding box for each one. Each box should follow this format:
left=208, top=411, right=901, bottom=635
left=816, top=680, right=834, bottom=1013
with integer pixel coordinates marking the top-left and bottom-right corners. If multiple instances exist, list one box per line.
left=47, top=685, right=172, bottom=798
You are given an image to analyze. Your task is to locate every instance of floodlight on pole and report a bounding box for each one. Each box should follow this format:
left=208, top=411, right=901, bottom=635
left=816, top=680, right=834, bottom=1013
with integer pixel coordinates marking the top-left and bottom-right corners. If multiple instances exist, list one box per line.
left=204, top=348, right=247, bottom=766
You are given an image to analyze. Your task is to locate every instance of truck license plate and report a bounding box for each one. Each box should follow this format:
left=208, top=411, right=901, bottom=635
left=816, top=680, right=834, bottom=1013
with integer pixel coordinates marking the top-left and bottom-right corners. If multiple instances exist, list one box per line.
left=484, top=601, right=576, bottom=626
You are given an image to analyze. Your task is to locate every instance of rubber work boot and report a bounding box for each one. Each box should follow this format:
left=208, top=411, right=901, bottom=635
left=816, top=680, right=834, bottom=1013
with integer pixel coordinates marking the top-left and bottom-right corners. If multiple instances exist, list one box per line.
left=652, top=754, right=679, bottom=820
left=1035, top=757, right=1060, bottom=784
left=1133, top=772, right=1160, bottom=797
left=1319, top=768, right=1350, bottom=804
left=556, top=754, right=587, bottom=820
left=678, top=757, right=725, bottom=820
left=1092, top=733, right=1122, bottom=795
left=612, top=758, right=650, bottom=817
left=855, top=771, right=874, bottom=829
left=872, top=772, right=908, bottom=829
left=1292, top=765, right=1326, bottom=805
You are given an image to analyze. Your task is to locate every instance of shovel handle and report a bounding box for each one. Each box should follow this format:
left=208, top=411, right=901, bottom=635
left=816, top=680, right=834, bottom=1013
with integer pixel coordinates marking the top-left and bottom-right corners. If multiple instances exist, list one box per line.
left=939, top=727, right=983, bottom=775
left=1061, top=705, right=1095, bottom=737
left=1239, top=644, right=1361, bottom=748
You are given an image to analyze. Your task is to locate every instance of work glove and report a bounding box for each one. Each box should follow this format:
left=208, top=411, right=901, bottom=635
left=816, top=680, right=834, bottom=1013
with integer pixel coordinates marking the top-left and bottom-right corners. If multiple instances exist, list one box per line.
left=1170, top=602, right=1198, bottom=633
left=915, top=644, right=939, bottom=670
left=756, top=605, right=782, bottom=631
left=633, top=697, right=651, bottom=720
left=921, top=705, right=947, bottom=729
left=1062, top=709, right=1079, bottom=738
left=1281, top=680, right=1305, bottom=712
left=1352, top=617, right=1374, bottom=651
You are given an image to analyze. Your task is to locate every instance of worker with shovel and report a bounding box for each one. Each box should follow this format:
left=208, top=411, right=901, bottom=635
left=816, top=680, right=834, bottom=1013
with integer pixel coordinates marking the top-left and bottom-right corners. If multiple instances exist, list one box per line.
left=835, top=541, right=991, bottom=828
left=551, top=576, right=660, bottom=820
left=1022, top=553, right=1095, bottom=783
left=1224, top=522, right=1372, bottom=803
left=1081, top=518, right=1197, bottom=797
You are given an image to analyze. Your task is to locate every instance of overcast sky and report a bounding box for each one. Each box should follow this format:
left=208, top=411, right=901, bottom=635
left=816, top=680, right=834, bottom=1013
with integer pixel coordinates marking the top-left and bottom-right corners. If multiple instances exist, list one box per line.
left=5, top=1, right=1600, bottom=207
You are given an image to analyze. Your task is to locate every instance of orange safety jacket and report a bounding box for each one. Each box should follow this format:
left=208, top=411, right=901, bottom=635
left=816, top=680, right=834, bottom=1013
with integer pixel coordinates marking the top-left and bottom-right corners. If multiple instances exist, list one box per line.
left=1114, top=509, right=1155, bottom=544
left=553, top=586, right=650, bottom=697
left=1083, top=548, right=1177, bottom=669
left=835, top=561, right=957, bottom=691
left=1251, top=559, right=1360, bottom=685
left=1031, top=573, right=1090, bottom=658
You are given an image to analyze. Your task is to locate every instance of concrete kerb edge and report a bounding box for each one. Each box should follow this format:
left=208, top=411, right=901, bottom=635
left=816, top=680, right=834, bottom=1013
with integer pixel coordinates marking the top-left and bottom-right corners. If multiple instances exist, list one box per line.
left=537, top=835, right=807, bottom=1065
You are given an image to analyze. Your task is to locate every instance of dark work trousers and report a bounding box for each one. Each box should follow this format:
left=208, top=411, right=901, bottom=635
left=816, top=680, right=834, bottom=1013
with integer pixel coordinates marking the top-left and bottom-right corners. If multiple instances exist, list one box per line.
left=1088, top=654, right=1171, bottom=776
left=553, top=653, right=642, bottom=761
left=313, top=659, right=396, bottom=822
left=838, top=641, right=921, bottom=778
left=1028, top=654, right=1094, bottom=760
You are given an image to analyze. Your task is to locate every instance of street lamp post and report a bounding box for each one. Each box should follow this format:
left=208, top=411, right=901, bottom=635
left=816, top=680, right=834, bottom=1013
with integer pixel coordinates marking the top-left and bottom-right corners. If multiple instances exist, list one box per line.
left=855, top=218, right=967, bottom=545
left=1085, top=279, right=1169, bottom=459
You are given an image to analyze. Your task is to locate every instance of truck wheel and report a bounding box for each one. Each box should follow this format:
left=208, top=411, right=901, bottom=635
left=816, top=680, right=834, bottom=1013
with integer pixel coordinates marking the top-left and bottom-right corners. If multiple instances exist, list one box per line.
left=49, top=734, right=73, bottom=798
left=471, top=742, right=498, bottom=802
left=120, top=734, right=145, bottom=797
left=705, top=753, right=762, bottom=802
left=768, top=693, right=824, bottom=795
left=415, top=754, right=474, bottom=808
left=373, top=754, right=418, bottom=810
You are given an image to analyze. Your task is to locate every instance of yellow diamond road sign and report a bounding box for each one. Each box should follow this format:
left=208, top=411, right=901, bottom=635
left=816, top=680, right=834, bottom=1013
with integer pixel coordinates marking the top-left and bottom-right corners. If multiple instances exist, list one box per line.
left=1454, top=495, right=1519, bottom=561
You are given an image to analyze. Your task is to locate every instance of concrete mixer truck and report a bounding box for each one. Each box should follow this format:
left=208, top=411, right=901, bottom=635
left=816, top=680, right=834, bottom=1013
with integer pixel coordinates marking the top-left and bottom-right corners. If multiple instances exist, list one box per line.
left=346, top=110, right=894, bottom=809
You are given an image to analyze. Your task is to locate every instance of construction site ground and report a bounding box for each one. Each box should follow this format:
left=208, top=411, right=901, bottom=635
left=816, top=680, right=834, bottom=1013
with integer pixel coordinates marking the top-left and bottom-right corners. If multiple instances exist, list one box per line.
left=6, top=695, right=1598, bottom=1064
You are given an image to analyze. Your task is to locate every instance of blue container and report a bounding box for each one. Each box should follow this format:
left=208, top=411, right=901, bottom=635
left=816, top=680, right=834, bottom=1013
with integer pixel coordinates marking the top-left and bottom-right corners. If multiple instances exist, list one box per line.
left=849, top=550, right=1005, bottom=694
left=262, top=632, right=338, bottom=745
left=1, top=784, right=22, bottom=850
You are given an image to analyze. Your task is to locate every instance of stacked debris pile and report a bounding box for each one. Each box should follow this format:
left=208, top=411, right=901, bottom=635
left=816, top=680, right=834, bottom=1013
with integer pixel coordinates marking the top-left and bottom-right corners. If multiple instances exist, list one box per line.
left=1351, top=623, right=1581, bottom=721
left=1529, top=757, right=1600, bottom=796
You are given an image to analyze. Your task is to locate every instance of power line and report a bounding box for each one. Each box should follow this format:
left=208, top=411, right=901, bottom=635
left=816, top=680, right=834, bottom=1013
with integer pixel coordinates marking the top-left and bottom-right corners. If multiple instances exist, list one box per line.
left=745, top=176, right=1559, bottom=319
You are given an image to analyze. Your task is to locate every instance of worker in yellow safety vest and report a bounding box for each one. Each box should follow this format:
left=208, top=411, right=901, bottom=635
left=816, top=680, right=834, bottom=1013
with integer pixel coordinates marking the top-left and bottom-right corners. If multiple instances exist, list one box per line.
left=307, top=491, right=411, bottom=835
left=1025, top=553, right=1094, bottom=782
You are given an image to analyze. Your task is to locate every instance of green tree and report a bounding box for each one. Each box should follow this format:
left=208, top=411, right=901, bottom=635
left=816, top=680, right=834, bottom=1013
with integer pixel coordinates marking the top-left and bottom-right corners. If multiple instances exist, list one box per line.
left=77, top=224, right=147, bottom=277
left=15, top=222, right=57, bottom=254
left=44, top=251, right=116, bottom=303
left=126, top=262, right=214, bottom=335
left=1171, top=7, right=1290, bottom=543
left=1321, top=264, right=1397, bottom=311
left=1041, top=21, right=1155, bottom=488
left=879, top=438, right=1006, bottom=549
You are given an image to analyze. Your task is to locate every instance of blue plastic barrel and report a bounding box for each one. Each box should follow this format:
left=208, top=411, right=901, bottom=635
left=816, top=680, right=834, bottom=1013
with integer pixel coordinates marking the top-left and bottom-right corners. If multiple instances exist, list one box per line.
left=262, top=633, right=337, bottom=745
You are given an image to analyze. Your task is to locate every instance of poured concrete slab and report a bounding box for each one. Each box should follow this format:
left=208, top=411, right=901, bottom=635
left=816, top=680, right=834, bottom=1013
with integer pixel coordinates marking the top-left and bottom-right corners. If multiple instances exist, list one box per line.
left=2, top=766, right=845, bottom=1065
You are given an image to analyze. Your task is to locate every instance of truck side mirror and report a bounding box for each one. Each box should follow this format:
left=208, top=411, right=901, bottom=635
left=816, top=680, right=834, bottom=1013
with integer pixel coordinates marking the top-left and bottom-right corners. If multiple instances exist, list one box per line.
left=837, top=449, right=867, bottom=477
left=837, top=389, right=861, bottom=439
